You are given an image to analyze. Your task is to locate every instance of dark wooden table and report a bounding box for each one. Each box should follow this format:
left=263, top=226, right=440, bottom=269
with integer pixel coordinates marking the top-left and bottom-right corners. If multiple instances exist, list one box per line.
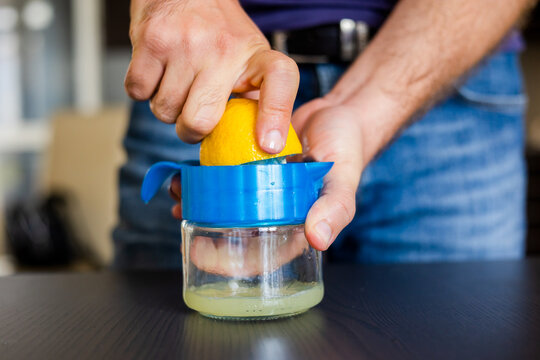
left=1, top=259, right=540, bottom=360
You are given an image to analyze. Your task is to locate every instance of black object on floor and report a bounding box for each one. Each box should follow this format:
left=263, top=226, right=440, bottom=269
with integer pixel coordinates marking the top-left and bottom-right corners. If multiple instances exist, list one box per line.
left=5, top=193, right=77, bottom=266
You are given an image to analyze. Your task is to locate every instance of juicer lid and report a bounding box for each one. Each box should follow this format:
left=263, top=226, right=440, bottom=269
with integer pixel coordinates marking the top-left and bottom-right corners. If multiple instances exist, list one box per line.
left=141, top=161, right=333, bottom=227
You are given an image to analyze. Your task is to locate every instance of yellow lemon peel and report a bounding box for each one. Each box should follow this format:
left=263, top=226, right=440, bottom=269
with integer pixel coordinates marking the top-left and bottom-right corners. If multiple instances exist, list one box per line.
left=200, top=98, right=302, bottom=166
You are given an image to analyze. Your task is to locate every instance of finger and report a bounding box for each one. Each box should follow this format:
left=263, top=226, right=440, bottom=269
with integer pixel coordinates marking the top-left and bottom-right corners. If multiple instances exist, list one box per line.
left=168, top=187, right=181, bottom=202
left=124, top=47, right=165, bottom=101
left=189, top=228, right=308, bottom=277
left=171, top=204, right=182, bottom=220
left=150, top=63, right=194, bottom=123
left=242, top=50, right=299, bottom=154
left=190, top=237, right=252, bottom=277
left=305, top=165, right=359, bottom=251
left=169, top=174, right=182, bottom=199
left=190, top=236, right=218, bottom=273
left=169, top=174, right=182, bottom=219
left=176, top=70, right=235, bottom=143
left=190, top=236, right=256, bottom=277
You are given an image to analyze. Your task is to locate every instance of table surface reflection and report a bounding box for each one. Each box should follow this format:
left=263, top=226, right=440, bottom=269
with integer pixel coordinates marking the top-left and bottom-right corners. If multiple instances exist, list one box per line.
left=1, top=259, right=540, bottom=359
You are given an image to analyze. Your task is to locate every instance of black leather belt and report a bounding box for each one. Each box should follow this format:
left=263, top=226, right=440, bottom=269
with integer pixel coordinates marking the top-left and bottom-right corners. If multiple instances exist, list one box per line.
left=266, top=19, right=376, bottom=64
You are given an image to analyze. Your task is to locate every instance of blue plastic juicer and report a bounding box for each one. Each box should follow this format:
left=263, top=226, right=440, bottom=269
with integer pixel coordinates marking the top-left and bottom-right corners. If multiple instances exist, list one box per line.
left=140, top=160, right=333, bottom=227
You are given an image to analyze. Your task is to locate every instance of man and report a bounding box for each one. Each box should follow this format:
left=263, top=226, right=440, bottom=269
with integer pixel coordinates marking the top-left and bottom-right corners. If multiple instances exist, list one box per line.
left=114, top=0, right=534, bottom=268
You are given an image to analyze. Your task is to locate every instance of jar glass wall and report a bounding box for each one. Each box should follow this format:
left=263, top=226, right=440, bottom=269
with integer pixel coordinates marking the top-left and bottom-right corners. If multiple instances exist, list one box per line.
left=181, top=221, right=323, bottom=320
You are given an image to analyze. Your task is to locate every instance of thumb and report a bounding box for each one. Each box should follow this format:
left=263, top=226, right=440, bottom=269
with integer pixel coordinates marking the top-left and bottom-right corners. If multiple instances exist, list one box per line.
left=305, top=165, right=359, bottom=251
left=298, top=105, right=365, bottom=250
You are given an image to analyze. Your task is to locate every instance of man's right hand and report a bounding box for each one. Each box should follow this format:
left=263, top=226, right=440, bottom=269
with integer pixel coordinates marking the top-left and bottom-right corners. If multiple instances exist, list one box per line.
left=125, top=0, right=299, bottom=154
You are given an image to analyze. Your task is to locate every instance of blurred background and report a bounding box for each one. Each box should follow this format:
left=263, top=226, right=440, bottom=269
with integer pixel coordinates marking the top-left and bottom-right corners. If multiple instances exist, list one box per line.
left=0, top=0, right=539, bottom=274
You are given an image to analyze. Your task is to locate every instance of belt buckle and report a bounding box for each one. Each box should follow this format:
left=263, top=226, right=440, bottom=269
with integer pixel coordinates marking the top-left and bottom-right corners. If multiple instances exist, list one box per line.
left=340, top=19, right=369, bottom=62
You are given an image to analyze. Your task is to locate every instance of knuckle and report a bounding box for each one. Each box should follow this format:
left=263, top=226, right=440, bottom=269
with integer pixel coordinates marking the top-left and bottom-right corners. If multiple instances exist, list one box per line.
left=215, top=32, right=237, bottom=56
left=180, top=89, right=224, bottom=137
left=197, top=87, right=224, bottom=108
left=192, top=119, right=215, bottom=137
left=261, top=100, right=291, bottom=118
left=178, top=17, right=208, bottom=50
left=175, top=120, right=203, bottom=144
left=141, top=25, right=175, bottom=55
left=128, top=25, right=138, bottom=45
left=183, top=111, right=216, bottom=137
left=246, top=33, right=270, bottom=50
left=334, top=192, right=356, bottom=224
left=150, top=96, right=180, bottom=123
left=267, top=53, right=299, bottom=76
left=175, top=121, right=190, bottom=142
left=125, top=73, right=150, bottom=100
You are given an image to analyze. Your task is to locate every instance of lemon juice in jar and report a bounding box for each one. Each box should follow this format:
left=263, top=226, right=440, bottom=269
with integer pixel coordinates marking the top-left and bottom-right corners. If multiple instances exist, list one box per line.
left=184, top=280, right=324, bottom=319
left=181, top=223, right=324, bottom=320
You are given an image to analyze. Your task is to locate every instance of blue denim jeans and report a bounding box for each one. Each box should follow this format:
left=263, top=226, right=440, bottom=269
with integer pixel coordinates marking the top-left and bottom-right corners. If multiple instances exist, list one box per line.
left=113, top=52, right=527, bottom=269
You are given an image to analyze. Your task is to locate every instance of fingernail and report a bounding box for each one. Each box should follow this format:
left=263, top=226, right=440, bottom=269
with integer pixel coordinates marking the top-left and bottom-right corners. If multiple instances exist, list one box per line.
left=314, top=221, right=332, bottom=248
left=262, top=129, right=284, bottom=153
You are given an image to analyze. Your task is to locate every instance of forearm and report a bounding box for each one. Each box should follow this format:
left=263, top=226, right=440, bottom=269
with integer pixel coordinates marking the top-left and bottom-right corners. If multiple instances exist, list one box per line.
left=328, top=0, right=534, bottom=163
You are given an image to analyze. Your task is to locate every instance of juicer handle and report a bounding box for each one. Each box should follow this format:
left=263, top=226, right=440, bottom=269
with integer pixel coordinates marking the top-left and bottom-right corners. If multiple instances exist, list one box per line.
left=140, top=161, right=186, bottom=203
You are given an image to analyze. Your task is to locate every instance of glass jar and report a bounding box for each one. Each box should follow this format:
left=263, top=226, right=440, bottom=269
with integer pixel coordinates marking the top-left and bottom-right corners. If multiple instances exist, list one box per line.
left=181, top=221, right=323, bottom=320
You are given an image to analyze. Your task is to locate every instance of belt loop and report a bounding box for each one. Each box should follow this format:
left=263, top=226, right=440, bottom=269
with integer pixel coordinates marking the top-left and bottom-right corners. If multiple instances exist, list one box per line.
left=355, top=21, right=369, bottom=53
left=340, top=19, right=356, bottom=62
left=272, top=31, right=288, bottom=54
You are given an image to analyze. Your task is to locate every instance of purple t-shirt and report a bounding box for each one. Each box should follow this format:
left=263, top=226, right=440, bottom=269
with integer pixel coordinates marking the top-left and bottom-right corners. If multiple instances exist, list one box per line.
left=241, top=0, right=394, bottom=32
left=240, top=0, right=523, bottom=52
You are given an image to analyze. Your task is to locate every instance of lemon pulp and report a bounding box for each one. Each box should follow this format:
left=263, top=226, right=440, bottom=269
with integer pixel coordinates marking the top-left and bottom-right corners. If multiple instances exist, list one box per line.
left=184, top=281, right=324, bottom=319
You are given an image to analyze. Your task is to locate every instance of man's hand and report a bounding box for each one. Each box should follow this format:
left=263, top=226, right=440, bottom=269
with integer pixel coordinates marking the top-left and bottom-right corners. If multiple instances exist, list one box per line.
left=125, top=0, right=299, bottom=153
left=292, top=0, right=533, bottom=250
left=290, top=100, right=365, bottom=250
